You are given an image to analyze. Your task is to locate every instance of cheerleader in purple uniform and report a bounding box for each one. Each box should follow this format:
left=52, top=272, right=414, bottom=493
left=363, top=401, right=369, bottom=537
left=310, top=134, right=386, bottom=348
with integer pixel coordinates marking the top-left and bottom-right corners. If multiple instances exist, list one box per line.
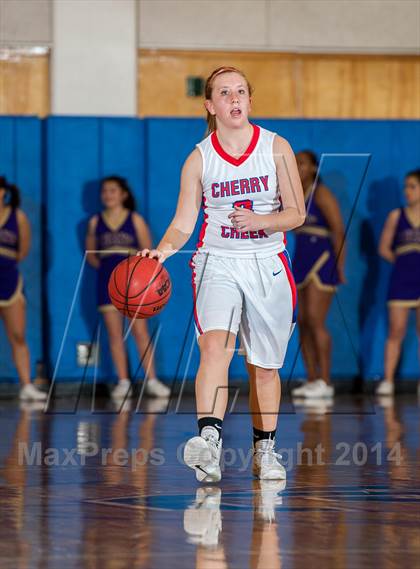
left=376, top=169, right=420, bottom=396
left=85, top=176, right=170, bottom=399
left=291, top=151, right=346, bottom=399
left=0, top=177, right=46, bottom=400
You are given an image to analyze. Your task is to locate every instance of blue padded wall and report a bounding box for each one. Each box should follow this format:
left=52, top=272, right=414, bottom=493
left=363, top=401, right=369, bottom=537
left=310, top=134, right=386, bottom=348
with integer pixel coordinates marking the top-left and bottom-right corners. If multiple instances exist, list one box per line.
left=0, top=117, right=42, bottom=380
left=1, top=116, right=418, bottom=383
left=46, top=117, right=147, bottom=381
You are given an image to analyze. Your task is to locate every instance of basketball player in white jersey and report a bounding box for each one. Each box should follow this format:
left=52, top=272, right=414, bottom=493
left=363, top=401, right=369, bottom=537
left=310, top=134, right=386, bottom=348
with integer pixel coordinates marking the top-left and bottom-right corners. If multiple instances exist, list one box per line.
left=140, top=66, right=305, bottom=482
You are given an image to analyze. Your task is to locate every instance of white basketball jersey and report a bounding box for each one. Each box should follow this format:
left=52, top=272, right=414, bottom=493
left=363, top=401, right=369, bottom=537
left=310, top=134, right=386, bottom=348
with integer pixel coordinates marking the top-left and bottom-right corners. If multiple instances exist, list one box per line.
left=196, top=124, right=285, bottom=258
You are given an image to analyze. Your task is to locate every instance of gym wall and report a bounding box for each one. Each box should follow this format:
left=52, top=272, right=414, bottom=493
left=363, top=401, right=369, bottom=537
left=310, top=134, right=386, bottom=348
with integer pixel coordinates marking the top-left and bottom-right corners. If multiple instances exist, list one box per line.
left=0, top=117, right=418, bottom=382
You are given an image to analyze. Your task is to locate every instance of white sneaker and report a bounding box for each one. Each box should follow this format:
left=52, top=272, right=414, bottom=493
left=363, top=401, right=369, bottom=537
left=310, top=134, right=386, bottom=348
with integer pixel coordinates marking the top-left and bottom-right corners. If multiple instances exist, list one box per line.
left=184, top=487, right=222, bottom=547
left=304, top=379, right=334, bottom=399
left=291, top=381, right=309, bottom=397
left=253, top=479, right=286, bottom=523
left=184, top=426, right=222, bottom=483
left=111, top=379, right=132, bottom=399
left=19, top=383, right=47, bottom=401
left=145, top=377, right=170, bottom=398
left=252, top=439, right=286, bottom=480
left=375, top=380, right=394, bottom=396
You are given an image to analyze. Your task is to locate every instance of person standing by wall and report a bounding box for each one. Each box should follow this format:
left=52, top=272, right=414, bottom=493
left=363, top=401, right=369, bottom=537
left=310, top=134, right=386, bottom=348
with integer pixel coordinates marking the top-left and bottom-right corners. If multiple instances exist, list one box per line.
left=291, top=151, right=346, bottom=399
left=0, top=177, right=46, bottom=401
left=376, top=169, right=420, bottom=395
left=86, top=176, right=170, bottom=399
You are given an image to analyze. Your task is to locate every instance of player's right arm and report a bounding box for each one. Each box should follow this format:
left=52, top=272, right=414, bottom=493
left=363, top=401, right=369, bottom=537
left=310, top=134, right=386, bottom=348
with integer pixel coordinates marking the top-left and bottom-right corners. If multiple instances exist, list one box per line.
left=378, top=209, right=400, bottom=263
left=139, top=148, right=203, bottom=262
left=85, top=215, right=100, bottom=268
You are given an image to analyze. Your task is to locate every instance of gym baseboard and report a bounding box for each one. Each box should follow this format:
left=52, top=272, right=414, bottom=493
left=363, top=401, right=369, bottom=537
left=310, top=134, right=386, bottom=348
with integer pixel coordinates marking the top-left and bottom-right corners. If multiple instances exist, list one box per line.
left=0, top=377, right=418, bottom=399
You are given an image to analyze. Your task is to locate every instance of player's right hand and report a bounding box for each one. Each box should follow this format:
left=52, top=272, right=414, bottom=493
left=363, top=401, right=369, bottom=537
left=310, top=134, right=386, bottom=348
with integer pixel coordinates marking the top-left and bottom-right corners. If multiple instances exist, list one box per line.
left=137, top=248, right=166, bottom=263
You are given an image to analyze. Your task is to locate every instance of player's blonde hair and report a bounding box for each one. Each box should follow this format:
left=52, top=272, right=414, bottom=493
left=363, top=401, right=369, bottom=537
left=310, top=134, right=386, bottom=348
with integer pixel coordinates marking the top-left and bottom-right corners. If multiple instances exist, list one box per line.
left=204, top=66, right=253, bottom=135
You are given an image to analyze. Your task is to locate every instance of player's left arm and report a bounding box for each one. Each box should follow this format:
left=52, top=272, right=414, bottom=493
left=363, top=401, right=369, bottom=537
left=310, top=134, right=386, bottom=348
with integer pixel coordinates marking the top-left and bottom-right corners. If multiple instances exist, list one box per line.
left=16, top=209, right=31, bottom=261
left=228, top=135, right=305, bottom=232
left=132, top=212, right=153, bottom=250
left=315, top=185, right=346, bottom=283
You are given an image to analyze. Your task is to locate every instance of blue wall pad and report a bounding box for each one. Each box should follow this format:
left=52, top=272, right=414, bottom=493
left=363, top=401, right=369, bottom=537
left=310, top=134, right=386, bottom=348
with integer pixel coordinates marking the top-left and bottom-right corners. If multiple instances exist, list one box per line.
left=2, top=116, right=418, bottom=384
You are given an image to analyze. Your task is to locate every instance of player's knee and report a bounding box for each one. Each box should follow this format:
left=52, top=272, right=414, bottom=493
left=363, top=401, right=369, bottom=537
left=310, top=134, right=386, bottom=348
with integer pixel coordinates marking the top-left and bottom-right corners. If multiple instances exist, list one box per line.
left=253, top=367, right=277, bottom=384
left=199, top=334, right=232, bottom=362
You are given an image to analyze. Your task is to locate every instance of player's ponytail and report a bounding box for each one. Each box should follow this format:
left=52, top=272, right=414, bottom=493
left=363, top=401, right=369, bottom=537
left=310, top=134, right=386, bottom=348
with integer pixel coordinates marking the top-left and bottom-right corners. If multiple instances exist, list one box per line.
left=204, top=66, right=253, bottom=136
left=101, top=175, right=136, bottom=211
left=0, top=176, right=21, bottom=209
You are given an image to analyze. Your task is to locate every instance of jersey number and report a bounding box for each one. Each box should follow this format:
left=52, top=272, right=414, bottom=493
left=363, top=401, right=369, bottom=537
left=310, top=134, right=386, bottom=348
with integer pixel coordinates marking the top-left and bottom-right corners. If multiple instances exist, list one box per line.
left=233, top=199, right=253, bottom=210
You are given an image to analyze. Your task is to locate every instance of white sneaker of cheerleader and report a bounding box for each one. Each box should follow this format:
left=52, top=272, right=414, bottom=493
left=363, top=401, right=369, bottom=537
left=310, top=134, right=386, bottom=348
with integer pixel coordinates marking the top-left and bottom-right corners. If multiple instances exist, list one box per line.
left=19, top=383, right=47, bottom=401
left=111, top=377, right=170, bottom=399
left=292, top=379, right=334, bottom=399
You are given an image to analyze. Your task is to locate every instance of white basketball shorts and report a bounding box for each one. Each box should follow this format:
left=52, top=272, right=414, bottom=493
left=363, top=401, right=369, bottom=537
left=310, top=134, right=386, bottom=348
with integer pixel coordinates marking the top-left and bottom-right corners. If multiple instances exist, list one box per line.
left=189, top=250, right=297, bottom=369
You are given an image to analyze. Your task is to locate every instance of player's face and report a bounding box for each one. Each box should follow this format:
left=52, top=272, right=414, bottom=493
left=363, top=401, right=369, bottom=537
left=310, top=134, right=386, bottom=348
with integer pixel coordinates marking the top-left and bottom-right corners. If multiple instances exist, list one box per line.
left=101, top=181, right=126, bottom=209
left=296, top=153, right=317, bottom=184
left=404, top=176, right=420, bottom=206
left=205, top=72, right=251, bottom=128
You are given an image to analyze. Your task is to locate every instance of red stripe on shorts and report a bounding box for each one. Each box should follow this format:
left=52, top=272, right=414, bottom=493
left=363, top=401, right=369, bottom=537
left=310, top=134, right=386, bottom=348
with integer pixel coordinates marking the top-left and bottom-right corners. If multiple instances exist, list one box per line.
left=278, top=251, right=297, bottom=311
left=189, top=256, right=203, bottom=335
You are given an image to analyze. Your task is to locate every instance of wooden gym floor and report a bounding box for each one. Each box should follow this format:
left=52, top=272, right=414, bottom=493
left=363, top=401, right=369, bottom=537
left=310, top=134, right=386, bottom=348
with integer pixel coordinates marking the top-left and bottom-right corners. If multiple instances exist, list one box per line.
left=0, top=393, right=419, bottom=568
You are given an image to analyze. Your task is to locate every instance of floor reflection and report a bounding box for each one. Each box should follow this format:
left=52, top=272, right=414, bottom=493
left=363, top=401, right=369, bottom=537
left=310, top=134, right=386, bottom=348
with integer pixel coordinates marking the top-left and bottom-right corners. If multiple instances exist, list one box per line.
left=0, top=395, right=419, bottom=568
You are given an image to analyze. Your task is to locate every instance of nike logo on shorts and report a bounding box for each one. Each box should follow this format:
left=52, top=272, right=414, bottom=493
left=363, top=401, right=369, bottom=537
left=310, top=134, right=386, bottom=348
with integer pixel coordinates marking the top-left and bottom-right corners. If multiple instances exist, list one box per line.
left=273, top=270, right=282, bottom=276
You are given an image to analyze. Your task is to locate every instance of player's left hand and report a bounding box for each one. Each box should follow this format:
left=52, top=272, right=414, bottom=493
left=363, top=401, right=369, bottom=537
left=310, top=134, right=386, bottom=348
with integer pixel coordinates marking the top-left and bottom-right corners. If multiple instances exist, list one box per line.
left=228, top=206, right=266, bottom=232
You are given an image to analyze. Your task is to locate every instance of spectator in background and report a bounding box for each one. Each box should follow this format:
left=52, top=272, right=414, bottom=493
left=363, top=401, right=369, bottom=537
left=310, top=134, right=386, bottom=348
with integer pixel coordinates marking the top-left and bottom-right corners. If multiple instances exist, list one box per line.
left=376, top=169, right=420, bottom=396
left=85, top=176, right=170, bottom=399
left=0, top=176, right=46, bottom=400
left=291, top=151, right=346, bottom=400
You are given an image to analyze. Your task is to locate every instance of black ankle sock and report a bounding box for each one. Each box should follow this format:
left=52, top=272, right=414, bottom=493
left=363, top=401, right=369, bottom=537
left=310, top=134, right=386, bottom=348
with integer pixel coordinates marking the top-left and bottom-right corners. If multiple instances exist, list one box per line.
left=253, top=427, right=276, bottom=446
left=198, top=417, right=223, bottom=440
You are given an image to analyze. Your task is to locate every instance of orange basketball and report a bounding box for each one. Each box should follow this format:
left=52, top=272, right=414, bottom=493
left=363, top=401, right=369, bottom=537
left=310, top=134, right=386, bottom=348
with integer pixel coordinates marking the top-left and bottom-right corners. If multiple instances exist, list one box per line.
left=108, top=256, right=171, bottom=319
